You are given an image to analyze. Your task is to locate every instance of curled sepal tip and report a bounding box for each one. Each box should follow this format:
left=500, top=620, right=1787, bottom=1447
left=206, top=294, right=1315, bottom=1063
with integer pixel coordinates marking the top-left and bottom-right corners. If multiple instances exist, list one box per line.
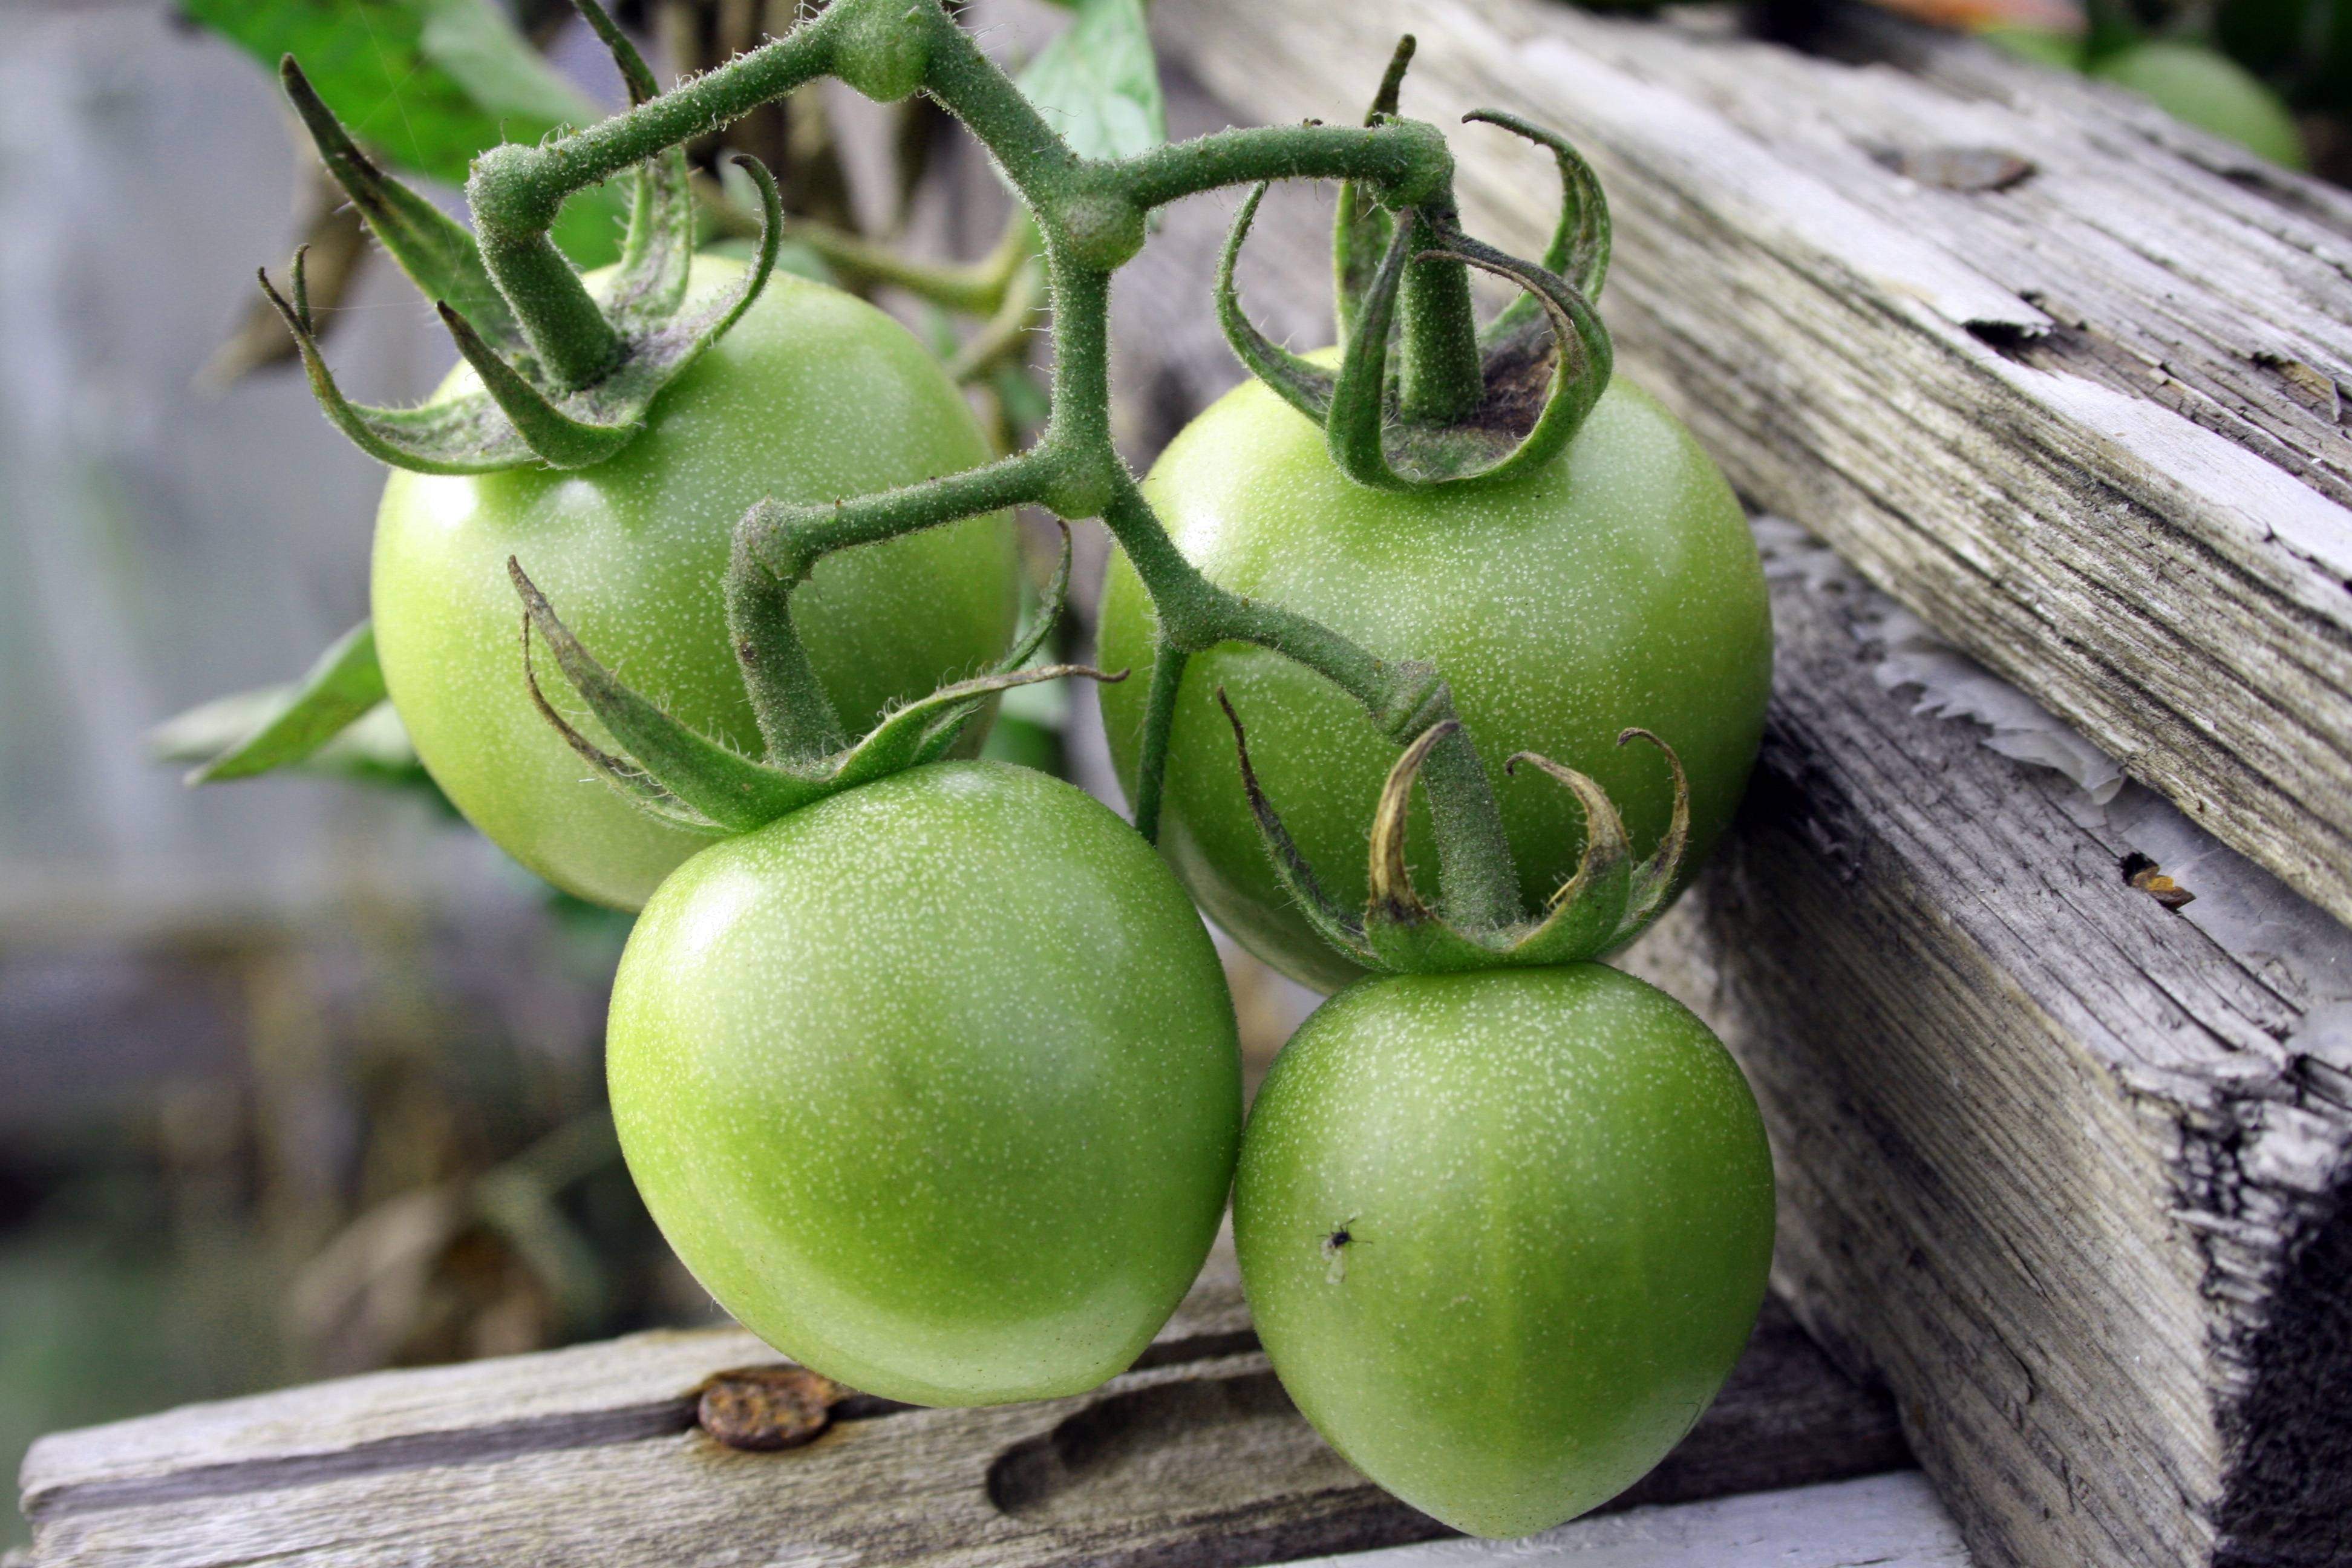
left=1463, top=108, right=1610, bottom=324
left=511, top=538, right=1121, bottom=838
left=1246, top=51, right=1618, bottom=492
left=1216, top=185, right=1336, bottom=427
left=1218, top=702, right=1693, bottom=975
left=259, top=255, right=533, bottom=475
left=1613, top=727, right=1689, bottom=930
left=1364, top=724, right=1686, bottom=970
left=1215, top=690, right=1379, bottom=968
left=272, top=44, right=783, bottom=474
left=1321, top=206, right=1612, bottom=492
left=1331, top=34, right=1415, bottom=344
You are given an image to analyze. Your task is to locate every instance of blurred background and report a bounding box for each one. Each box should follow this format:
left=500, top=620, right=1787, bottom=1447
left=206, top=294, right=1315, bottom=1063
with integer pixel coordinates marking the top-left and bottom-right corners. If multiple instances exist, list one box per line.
left=4, top=0, right=2344, bottom=1549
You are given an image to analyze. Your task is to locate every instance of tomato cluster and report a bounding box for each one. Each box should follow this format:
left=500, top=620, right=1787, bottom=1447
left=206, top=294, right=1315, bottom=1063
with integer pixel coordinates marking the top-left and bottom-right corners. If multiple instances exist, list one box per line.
left=263, top=0, right=1779, bottom=1541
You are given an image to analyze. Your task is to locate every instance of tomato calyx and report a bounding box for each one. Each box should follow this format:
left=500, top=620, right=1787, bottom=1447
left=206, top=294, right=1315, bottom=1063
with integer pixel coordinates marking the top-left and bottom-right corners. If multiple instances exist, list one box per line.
left=1218, top=691, right=1690, bottom=974
left=1215, top=46, right=1615, bottom=492
left=509, top=524, right=1120, bottom=837
left=260, top=3, right=788, bottom=474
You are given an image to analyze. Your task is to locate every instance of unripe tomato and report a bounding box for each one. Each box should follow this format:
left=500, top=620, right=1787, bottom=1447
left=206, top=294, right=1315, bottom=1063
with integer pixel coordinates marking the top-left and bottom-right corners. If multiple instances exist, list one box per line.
left=1233, top=964, right=1774, bottom=1537
left=2089, top=40, right=2308, bottom=169
left=1099, top=374, right=1770, bottom=993
left=609, top=761, right=1243, bottom=1406
left=374, top=256, right=1020, bottom=910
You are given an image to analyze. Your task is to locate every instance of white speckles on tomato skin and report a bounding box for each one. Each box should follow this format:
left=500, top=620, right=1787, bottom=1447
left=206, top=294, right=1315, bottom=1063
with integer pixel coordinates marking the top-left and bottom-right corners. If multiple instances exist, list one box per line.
left=373, top=256, right=1021, bottom=912
left=1098, top=371, right=1771, bottom=994
left=609, top=762, right=1243, bottom=1409
left=1233, top=965, right=1774, bottom=1539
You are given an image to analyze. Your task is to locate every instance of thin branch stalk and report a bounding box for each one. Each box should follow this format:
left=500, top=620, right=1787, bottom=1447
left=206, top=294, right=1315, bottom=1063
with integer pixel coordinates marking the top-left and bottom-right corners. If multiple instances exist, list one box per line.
left=469, top=0, right=1520, bottom=930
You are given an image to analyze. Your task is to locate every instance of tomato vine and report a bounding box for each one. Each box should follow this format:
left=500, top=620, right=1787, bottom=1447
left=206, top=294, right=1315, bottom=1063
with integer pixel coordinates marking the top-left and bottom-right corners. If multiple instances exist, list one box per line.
left=262, top=0, right=1642, bottom=946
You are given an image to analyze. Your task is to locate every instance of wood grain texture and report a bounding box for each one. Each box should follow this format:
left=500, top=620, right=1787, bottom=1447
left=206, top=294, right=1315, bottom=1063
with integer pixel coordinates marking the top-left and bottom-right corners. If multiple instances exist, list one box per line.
left=1152, top=0, right=2352, bottom=936
left=1612, top=536, right=2352, bottom=1568
left=18, top=1244, right=1907, bottom=1567
left=1291, top=1472, right=1970, bottom=1567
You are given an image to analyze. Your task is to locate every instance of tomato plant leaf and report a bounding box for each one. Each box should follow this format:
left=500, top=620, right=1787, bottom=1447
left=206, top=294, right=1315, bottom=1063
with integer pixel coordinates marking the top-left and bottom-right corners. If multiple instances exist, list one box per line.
left=1016, top=0, right=1165, bottom=163
left=182, top=0, right=629, bottom=266
left=157, top=622, right=396, bottom=785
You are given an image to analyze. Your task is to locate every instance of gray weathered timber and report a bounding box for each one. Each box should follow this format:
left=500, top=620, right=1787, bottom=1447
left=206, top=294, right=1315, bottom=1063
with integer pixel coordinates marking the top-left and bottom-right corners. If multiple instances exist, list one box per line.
left=1619, top=537, right=2352, bottom=1568
left=18, top=1244, right=1906, bottom=1567
left=1152, top=0, right=2352, bottom=935
left=1296, top=1472, right=1970, bottom=1567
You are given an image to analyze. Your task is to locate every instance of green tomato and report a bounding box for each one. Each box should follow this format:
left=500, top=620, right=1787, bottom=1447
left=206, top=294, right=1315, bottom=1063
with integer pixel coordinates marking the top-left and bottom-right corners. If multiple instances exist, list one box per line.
left=2091, top=40, right=2308, bottom=168
left=374, top=256, right=1020, bottom=910
left=1099, top=373, right=1770, bottom=993
left=1233, top=964, right=1774, bottom=1538
left=609, top=760, right=1242, bottom=1406
left=1976, top=22, right=2086, bottom=72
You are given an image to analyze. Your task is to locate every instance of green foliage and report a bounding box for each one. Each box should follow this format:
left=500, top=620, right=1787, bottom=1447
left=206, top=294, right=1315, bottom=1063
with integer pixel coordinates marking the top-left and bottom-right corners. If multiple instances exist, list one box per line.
left=181, top=0, right=629, bottom=266
left=149, top=622, right=436, bottom=792
left=1016, top=0, right=1166, bottom=160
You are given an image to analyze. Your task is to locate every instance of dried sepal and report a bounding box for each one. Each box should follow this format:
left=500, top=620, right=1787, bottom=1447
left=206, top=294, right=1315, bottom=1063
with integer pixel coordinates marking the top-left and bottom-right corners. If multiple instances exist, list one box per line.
left=1216, top=184, right=1336, bottom=426
left=272, top=19, right=786, bottom=475
left=1615, top=728, right=1690, bottom=928
left=1219, top=704, right=1694, bottom=975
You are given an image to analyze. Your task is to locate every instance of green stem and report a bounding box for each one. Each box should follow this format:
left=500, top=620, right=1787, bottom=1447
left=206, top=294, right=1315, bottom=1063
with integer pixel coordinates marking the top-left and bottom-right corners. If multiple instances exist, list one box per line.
left=915, top=8, right=1082, bottom=209
left=740, top=452, right=1054, bottom=583
left=784, top=213, right=1031, bottom=315
left=1397, top=208, right=1485, bottom=423
left=726, top=524, right=848, bottom=763
left=469, top=0, right=1522, bottom=930
left=1120, top=121, right=1448, bottom=211
left=1131, top=639, right=1189, bottom=844
left=1099, top=480, right=1520, bottom=930
left=465, top=8, right=844, bottom=377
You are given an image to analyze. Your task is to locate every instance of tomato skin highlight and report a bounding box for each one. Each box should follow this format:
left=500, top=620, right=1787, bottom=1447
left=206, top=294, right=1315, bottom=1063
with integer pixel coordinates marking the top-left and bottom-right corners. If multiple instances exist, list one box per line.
left=608, top=761, right=1243, bottom=1407
left=1099, top=371, right=1771, bottom=993
left=373, top=256, right=1020, bottom=910
left=1233, top=964, right=1774, bottom=1538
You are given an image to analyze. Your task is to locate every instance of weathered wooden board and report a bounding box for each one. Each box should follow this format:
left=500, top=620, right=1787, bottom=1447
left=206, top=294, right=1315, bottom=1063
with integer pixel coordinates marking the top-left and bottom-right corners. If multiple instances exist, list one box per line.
left=1296, top=1471, right=1970, bottom=1567
left=1153, top=0, right=2352, bottom=940
left=18, top=1242, right=1905, bottom=1566
left=1621, top=530, right=2352, bottom=1568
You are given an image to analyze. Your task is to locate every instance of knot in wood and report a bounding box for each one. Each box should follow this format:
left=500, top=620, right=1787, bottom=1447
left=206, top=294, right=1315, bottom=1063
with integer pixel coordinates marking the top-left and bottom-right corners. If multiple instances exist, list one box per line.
left=695, top=1365, right=846, bottom=1451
